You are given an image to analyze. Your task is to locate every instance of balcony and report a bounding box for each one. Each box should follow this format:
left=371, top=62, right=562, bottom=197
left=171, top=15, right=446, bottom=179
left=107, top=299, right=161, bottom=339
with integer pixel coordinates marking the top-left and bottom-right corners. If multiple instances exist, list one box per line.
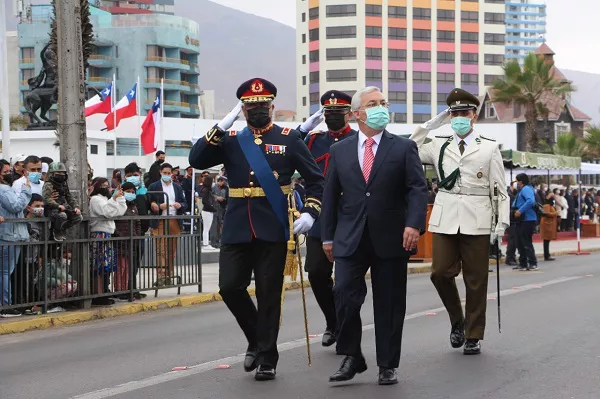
left=144, top=56, right=195, bottom=71
left=88, top=54, right=115, bottom=68
left=87, top=76, right=112, bottom=88
left=144, top=100, right=200, bottom=115
left=19, top=58, right=35, bottom=68
left=145, top=78, right=197, bottom=92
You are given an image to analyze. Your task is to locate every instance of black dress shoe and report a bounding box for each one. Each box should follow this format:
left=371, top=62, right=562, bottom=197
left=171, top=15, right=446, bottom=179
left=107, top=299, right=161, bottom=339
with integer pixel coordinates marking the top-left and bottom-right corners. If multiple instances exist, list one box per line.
left=329, top=355, right=367, bottom=382
left=322, top=330, right=336, bottom=347
left=378, top=368, right=398, bottom=385
left=244, top=350, right=258, bottom=372
left=544, top=257, right=555, bottom=261
left=450, top=319, right=465, bottom=348
left=254, top=365, right=276, bottom=381
left=463, top=339, right=481, bottom=355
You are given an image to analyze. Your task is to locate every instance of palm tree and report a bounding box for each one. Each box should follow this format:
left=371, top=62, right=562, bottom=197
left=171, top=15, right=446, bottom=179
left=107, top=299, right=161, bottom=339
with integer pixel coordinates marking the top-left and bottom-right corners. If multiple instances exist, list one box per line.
left=553, top=133, right=584, bottom=157
left=491, top=53, right=575, bottom=152
left=580, top=124, right=600, bottom=158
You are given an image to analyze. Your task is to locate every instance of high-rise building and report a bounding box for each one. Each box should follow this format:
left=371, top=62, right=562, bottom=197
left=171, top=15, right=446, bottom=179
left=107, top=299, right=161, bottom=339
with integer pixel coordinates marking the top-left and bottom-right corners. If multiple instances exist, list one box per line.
left=17, top=3, right=200, bottom=122
left=95, top=0, right=176, bottom=15
left=296, top=0, right=506, bottom=124
left=504, top=0, right=546, bottom=63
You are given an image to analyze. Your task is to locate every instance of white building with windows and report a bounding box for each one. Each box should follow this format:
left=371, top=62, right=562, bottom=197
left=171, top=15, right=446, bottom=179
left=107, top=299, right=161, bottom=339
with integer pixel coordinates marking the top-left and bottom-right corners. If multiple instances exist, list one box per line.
left=504, top=0, right=547, bottom=63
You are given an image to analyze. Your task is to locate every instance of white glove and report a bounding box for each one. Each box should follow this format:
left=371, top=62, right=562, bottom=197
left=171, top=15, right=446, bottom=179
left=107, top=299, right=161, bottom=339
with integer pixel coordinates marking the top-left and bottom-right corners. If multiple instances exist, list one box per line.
left=217, top=100, right=243, bottom=131
left=299, top=108, right=324, bottom=133
left=191, top=136, right=201, bottom=145
left=293, top=213, right=315, bottom=235
left=490, top=225, right=505, bottom=245
left=421, top=108, right=450, bottom=131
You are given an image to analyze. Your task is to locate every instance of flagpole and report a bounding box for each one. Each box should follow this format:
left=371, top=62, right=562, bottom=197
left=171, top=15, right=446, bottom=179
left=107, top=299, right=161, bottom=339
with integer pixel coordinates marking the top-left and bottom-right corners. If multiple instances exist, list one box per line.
left=160, top=78, right=165, bottom=152
left=190, top=169, right=196, bottom=233
left=137, top=75, right=141, bottom=157
left=112, top=73, right=117, bottom=169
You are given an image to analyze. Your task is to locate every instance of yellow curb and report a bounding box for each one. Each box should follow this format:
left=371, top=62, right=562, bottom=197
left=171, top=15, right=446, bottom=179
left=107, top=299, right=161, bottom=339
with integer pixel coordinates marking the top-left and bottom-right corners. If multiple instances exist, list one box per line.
left=1, top=248, right=597, bottom=336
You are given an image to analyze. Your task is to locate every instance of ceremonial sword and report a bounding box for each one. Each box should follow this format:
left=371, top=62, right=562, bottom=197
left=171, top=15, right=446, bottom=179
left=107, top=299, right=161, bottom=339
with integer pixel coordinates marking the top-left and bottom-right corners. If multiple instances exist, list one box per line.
left=493, top=182, right=501, bottom=333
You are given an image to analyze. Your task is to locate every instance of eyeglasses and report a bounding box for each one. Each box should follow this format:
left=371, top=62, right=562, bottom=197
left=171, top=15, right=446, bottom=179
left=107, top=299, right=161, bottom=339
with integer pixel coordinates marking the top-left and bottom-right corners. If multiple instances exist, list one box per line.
left=360, top=100, right=388, bottom=109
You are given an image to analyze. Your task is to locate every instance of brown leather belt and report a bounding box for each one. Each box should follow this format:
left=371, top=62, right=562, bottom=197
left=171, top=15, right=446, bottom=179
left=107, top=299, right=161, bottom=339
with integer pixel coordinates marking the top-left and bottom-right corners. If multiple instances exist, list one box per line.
left=229, top=184, right=292, bottom=198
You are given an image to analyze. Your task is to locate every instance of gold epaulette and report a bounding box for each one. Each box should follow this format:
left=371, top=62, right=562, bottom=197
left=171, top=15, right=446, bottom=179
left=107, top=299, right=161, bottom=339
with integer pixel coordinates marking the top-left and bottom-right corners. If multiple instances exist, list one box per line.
left=282, top=127, right=291, bottom=135
left=304, top=197, right=322, bottom=213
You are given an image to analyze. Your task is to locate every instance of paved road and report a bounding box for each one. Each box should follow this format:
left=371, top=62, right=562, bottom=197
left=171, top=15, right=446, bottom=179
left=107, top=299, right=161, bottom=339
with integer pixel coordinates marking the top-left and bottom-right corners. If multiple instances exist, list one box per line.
left=1, top=255, right=599, bottom=399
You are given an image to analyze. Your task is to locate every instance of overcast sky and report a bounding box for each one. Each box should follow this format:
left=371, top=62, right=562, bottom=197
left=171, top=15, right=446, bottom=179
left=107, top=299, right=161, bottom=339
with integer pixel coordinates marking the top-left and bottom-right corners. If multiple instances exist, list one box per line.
left=210, top=0, right=600, bottom=74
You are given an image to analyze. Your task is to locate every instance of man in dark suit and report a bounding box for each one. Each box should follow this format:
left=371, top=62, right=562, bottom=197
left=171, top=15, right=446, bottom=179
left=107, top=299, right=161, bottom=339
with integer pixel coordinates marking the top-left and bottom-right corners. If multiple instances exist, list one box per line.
left=148, top=162, right=188, bottom=286
left=321, top=86, right=428, bottom=385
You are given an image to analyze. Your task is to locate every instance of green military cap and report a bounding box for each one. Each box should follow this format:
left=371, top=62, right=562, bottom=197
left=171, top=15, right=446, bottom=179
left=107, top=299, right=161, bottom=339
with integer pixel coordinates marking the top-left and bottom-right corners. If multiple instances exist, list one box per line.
left=446, top=88, right=480, bottom=111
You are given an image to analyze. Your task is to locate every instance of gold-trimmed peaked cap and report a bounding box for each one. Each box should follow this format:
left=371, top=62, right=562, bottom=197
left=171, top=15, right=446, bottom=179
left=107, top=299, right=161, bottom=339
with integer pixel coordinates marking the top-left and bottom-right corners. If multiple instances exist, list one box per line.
left=236, top=77, right=277, bottom=103
left=321, top=90, right=352, bottom=109
left=446, top=88, right=480, bottom=111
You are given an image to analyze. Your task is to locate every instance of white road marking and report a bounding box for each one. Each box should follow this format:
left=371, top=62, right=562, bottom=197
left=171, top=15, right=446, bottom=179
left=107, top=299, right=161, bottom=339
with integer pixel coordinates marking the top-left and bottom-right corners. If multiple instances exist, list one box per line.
left=70, top=275, right=583, bottom=399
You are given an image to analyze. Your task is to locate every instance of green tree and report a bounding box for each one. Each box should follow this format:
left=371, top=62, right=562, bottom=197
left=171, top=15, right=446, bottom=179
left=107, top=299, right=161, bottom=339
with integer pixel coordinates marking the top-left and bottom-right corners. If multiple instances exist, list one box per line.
left=580, top=124, right=600, bottom=158
left=491, top=53, right=575, bottom=152
left=552, top=133, right=584, bottom=157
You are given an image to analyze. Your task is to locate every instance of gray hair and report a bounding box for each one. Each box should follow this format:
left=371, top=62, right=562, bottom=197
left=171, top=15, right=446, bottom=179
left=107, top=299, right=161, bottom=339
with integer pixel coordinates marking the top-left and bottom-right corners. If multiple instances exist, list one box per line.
left=351, top=86, right=381, bottom=111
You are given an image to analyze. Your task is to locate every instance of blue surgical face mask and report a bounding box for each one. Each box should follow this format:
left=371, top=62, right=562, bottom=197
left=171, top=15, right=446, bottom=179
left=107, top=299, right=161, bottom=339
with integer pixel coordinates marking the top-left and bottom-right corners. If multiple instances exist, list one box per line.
left=364, top=105, right=390, bottom=131
left=124, top=192, right=137, bottom=202
left=125, top=176, right=141, bottom=187
left=161, top=175, right=172, bottom=183
left=28, top=172, right=42, bottom=184
left=451, top=116, right=473, bottom=136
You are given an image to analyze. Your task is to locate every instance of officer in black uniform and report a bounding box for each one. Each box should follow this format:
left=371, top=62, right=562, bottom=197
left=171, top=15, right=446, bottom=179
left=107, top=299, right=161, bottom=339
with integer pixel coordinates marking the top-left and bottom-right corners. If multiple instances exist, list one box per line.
left=188, top=78, right=324, bottom=381
left=297, top=90, right=357, bottom=348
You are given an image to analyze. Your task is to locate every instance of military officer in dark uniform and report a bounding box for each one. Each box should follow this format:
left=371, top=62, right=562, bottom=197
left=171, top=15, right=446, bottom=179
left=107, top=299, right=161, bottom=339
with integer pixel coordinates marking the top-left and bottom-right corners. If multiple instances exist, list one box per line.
left=188, top=78, right=324, bottom=381
left=297, top=90, right=357, bottom=348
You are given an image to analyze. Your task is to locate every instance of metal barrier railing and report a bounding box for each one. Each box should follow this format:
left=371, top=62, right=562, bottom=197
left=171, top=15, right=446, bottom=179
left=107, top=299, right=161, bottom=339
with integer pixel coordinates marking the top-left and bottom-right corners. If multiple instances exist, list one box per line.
left=0, top=214, right=203, bottom=315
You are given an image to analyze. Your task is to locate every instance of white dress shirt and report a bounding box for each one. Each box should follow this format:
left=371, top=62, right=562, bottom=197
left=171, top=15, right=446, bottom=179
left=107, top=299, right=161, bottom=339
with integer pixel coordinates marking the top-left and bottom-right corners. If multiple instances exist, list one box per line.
left=358, top=130, right=384, bottom=170
left=454, top=132, right=475, bottom=149
left=161, top=180, right=177, bottom=216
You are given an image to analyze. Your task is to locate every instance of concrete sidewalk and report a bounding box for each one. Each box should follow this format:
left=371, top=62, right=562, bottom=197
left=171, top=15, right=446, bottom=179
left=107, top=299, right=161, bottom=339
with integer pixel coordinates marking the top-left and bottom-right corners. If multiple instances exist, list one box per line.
left=1, top=237, right=599, bottom=335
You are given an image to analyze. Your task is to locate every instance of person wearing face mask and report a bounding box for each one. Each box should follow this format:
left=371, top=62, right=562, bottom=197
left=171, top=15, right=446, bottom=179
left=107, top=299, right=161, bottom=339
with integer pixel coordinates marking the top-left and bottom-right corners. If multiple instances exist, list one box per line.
left=295, top=90, right=358, bottom=351
left=114, top=182, right=142, bottom=295
left=320, top=87, right=428, bottom=385
left=409, top=88, right=509, bottom=356
left=146, top=151, right=166, bottom=187
left=189, top=77, right=324, bottom=381
left=540, top=191, right=558, bottom=261
left=41, top=162, right=83, bottom=242
left=13, top=155, right=45, bottom=195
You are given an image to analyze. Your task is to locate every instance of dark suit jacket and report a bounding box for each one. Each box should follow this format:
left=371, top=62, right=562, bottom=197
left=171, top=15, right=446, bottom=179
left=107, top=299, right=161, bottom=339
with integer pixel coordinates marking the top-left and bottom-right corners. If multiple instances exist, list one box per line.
left=321, top=130, right=428, bottom=259
left=148, top=180, right=188, bottom=229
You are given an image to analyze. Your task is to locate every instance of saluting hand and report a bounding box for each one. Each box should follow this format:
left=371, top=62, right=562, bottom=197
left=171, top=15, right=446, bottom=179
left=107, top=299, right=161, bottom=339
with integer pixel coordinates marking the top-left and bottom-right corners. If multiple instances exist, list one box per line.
left=403, top=227, right=420, bottom=251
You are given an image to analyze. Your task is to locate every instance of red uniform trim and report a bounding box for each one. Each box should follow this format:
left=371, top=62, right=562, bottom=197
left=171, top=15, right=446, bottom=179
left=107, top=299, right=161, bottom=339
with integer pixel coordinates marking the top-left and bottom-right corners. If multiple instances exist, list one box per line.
left=281, top=127, right=291, bottom=135
left=307, top=133, right=319, bottom=150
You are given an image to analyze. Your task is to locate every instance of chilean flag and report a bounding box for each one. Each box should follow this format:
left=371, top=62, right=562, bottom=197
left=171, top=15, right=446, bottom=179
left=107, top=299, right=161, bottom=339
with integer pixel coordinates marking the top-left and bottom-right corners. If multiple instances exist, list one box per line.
left=104, top=83, right=137, bottom=131
left=85, top=82, right=112, bottom=117
left=141, top=95, right=161, bottom=154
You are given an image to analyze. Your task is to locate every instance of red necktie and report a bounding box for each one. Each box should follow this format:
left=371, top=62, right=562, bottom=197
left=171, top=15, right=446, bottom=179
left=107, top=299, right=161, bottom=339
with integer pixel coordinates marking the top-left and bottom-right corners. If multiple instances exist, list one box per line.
left=363, top=137, right=375, bottom=182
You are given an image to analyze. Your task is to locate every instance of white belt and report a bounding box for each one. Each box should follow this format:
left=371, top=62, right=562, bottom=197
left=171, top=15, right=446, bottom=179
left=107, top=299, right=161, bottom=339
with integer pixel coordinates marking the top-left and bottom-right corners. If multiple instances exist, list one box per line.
left=439, top=186, right=489, bottom=196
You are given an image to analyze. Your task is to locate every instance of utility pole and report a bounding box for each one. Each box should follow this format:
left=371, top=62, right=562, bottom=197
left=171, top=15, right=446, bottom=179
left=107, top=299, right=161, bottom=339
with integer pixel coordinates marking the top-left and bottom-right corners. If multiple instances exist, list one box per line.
left=0, top=0, right=12, bottom=160
left=55, top=0, right=91, bottom=307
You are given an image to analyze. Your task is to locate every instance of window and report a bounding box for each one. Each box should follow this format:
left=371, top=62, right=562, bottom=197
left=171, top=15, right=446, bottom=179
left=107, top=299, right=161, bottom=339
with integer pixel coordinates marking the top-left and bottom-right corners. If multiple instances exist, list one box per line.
left=484, top=12, right=505, bottom=24
left=393, top=113, right=407, bottom=123
left=485, top=0, right=505, bottom=3
left=326, top=26, right=356, bottom=39
left=302, top=33, right=306, bottom=43
left=485, top=33, right=505, bottom=45
left=485, top=102, right=497, bottom=119
left=437, top=93, right=448, bottom=105
left=309, top=7, right=319, bottom=19
left=437, top=72, right=455, bottom=84
left=366, top=48, right=382, bottom=60
left=554, top=122, right=571, bottom=140
left=413, top=50, right=431, bottom=62
left=438, top=10, right=455, bottom=21
left=310, top=71, right=319, bottom=83
left=302, top=97, right=307, bottom=106
left=389, top=70, right=407, bottom=82
left=90, top=144, right=98, bottom=155
left=326, top=69, right=357, bottom=82
left=461, top=32, right=479, bottom=43
left=461, top=53, right=478, bottom=65
left=302, top=12, right=306, bottom=22
left=20, top=47, right=34, bottom=61
left=461, top=73, right=478, bottom=85
left=413, top=71, right=431, bottom=83
left=388, top=6, right=407, bottom=17
left=309, top=28, right=319, bottom=41
left=302, top=76, right=307, bottom=85
left=302, top=54, right=306, bottom=64
left=484, top=74, right=502, bottom=85
left=413, top=7, right=431, bottom=20
left=326, top=4, right=356, bottom=17
left=413, top=92, right=431, bottom=104
left=165, top=140, right=192, bottom=157
left=116, top=138, right=140, bottom=156
left=366, top=26, right=383, bottom=38
left=484, top=53, right=504, bottom=66
left=389, top=49, right=407, bottom=61
left=437, top=51, right=455, bottom=64
left=366, top=4, right=382, bottom=16
left=309, top=50, right=319, bottom=62
left=437, top=30, right=455, bottom=42
left=388, top=27, right=407, bottom=39
left=413, top=29, right=431, bottom=41
left=309, top=92, right=320, bottom=104
left=461, top=11, right=478, bottom=22
left=366, top=69, right=383, bottom=80
left=326, top=47, right=357, bottom=60
left=413, top=114, right=431, bottom=123
left=389, top=91, right=407, bottom=102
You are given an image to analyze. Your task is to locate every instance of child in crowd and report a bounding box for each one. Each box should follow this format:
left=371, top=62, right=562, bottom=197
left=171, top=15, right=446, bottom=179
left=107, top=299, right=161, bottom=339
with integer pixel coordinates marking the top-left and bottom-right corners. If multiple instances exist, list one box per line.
left=42, top=162, right=82, bottom=241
